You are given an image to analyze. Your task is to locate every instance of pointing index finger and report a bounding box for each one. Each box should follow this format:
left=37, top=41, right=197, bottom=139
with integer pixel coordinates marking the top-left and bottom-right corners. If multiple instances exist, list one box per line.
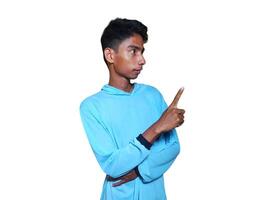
left=170, top=87, right=184, bottom=107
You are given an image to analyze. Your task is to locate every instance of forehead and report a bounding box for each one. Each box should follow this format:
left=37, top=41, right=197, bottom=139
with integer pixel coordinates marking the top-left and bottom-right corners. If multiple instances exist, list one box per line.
left=118, top=34, right=144, bottom=49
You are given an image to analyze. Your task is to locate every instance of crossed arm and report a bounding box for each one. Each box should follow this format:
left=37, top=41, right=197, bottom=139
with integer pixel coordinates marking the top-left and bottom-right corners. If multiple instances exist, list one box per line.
left=108, top=129, right=180, bottom=187
left=80, top=88, right=185, bottom=187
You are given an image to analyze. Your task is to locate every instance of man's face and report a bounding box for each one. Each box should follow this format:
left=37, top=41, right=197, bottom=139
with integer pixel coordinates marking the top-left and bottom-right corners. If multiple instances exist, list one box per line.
left=111, top=34, right=146, bottom=80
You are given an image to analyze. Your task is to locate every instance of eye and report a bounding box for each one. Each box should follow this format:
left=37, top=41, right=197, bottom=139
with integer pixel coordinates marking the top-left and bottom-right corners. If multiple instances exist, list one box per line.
left=130, top=49, right=136, bottom=54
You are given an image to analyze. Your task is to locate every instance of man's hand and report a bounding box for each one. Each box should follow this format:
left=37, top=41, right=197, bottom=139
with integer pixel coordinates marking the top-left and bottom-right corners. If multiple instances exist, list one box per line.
left=155, top=87, right=185, bottom=133
left=142, top=87, right=185, bottom=144
left=107, top=169, right=138, bottom=187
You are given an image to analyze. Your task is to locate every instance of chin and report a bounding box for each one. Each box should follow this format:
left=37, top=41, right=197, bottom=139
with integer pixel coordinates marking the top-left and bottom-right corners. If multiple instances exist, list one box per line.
left=130, top=75, right=139, bottom=79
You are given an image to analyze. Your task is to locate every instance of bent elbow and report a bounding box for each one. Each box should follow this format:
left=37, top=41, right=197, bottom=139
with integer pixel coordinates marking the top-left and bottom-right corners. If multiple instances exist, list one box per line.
left=103, top=168, right=122, bottom=178
left=100, top=155, right=126, bottom=178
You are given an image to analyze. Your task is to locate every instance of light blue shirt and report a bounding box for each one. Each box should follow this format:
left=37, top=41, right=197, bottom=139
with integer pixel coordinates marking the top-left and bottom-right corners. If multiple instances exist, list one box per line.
left=80, top=83, right=180, bottom=200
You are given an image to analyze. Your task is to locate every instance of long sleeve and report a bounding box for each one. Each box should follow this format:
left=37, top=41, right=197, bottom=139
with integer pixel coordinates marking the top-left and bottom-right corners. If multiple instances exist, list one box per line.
left=80, top=101, right=150, bottom=178
left=137, top=93, right=181, bottom=183
left=137, top=129, right=180, bottom=183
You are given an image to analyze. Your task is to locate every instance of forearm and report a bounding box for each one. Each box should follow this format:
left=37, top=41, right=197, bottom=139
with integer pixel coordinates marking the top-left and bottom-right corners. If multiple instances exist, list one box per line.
left=139, top=142, right=180, bottom=182
left=138, top=130, right=180, bottom=183
left=109, top=133, right=180, bottom=184
left=104, top=125, right=160, bottom=178
left=103, top=123, right=161, bottom=178
left=97, top=137, right=150, bottom=178
left=142, top=121, right=162, bottom=144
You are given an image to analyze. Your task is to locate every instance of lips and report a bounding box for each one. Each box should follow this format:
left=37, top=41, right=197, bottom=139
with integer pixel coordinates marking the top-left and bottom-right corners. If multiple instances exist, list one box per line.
left=133, top=69, right=142, bottom=74
left=133, top=68, right=142, bottom=72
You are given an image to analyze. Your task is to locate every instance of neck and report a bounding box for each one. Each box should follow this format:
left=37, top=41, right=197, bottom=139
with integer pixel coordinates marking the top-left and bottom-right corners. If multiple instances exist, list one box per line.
left=107, top=64, right=134, bottom=93
left=108, top=77, right=134, bottom=93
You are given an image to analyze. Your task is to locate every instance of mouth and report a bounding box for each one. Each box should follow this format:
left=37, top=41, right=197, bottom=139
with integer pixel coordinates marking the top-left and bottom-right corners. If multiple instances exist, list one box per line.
left=133, top=69, right=142, bottom=74
left=133, top=67, right=142, bottom=72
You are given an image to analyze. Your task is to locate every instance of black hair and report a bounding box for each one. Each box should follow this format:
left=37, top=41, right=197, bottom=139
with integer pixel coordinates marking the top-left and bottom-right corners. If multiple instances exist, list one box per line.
left=101, top=18, right=148, bottom=63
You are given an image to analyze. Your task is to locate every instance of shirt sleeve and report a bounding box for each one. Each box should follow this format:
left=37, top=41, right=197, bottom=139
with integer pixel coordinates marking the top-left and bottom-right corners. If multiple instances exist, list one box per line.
left=80, top=101, right=150, bottom=178
left=136, top=129, right=180, bottom=183
left=136, top=91, right=181, bottom=183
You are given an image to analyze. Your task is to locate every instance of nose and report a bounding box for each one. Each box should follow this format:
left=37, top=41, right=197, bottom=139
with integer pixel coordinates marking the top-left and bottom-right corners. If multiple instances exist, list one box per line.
left=138, top=55, right=146, bottom=65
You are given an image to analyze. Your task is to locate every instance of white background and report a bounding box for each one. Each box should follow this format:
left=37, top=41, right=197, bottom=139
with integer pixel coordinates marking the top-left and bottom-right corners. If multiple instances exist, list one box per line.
left=1, top=0, right=266, bottom=199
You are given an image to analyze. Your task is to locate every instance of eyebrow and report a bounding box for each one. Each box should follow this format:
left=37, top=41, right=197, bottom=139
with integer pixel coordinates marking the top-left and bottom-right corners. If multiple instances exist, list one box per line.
left=128, top=45, right=145, bottom=53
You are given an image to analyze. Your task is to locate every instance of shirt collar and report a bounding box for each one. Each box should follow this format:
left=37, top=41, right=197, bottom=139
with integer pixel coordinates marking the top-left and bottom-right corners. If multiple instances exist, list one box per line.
left=101, top=83, right=139, bottom=96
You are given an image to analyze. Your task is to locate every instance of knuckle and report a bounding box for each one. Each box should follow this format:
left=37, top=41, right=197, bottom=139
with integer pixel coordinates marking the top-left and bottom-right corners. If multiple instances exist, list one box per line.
left=178, top=109, right=185, bottom=113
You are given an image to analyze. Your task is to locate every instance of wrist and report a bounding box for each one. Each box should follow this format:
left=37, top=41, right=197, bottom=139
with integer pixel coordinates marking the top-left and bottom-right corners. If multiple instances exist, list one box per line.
left=152, top=121, right=162, bottom=135
left=134, top=166, right=141, bottom=177
left=137, top=134, right=152, bottom=150
left=142, top=122, right=162, bottom=144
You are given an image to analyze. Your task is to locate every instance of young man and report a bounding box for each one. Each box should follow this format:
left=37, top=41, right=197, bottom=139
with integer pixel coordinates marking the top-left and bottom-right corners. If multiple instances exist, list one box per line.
left=80, top=18, right=185, bottom=200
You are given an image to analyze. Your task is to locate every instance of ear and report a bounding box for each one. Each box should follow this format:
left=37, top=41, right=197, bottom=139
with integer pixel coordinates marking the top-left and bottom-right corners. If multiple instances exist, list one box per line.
left=104, top=48, right=115, bottom=64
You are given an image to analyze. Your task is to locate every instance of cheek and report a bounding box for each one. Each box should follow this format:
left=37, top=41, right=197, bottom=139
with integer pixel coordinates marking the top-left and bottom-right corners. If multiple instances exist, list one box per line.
left=119, top=55, right=133, bottom=68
